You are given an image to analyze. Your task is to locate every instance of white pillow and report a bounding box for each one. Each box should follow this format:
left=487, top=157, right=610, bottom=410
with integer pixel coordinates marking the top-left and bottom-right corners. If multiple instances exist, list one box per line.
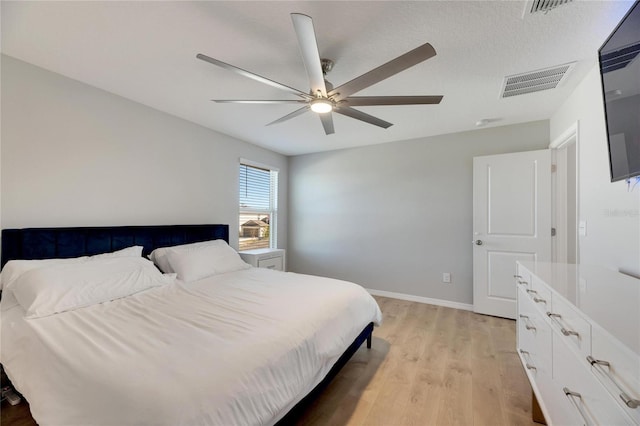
left=149, top=240, right=227, bottom=273
left=11, top=257, right=173, bottom=319
left=164, top=240, right=250, bottom=282
left=1, top=257, right=87, bottom=292
left=90, top=245, right=143, bottom=259
left=0, top=246, right=143, bottom=291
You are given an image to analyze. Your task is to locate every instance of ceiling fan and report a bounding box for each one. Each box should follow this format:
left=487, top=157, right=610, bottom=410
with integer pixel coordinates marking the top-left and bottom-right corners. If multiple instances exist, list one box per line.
left=196, top=13, right=443, bottom=135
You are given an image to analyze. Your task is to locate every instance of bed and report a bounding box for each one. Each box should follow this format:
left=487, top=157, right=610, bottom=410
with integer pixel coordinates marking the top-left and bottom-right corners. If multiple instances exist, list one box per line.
left=0, top=224, right=382, bottom=425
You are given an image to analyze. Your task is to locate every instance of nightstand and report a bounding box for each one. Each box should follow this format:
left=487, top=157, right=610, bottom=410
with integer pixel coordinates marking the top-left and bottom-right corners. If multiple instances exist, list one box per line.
left=239, top=248, right=285, bottom=271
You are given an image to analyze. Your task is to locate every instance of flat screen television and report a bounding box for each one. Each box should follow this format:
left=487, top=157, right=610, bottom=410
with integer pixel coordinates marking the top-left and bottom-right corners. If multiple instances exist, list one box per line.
left=598, top=0, right=640, bottom=182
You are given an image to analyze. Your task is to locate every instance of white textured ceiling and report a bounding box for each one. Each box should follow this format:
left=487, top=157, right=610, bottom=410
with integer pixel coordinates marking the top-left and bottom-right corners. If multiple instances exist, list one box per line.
left=1, top=1, right=634, bottom=155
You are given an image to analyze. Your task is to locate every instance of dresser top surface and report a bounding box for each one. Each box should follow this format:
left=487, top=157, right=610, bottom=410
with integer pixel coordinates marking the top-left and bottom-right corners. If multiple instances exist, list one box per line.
left=518, top=261, right=640, bottom=357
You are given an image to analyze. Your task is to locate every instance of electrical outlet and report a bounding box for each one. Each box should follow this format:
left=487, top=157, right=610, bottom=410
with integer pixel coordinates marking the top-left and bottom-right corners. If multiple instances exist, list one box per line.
left=442, top=272, right=451, bottom=283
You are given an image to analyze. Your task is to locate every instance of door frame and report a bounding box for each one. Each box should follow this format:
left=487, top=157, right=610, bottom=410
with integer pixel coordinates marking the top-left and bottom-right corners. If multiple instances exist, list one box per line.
left=549, top=121, right=580, bottom=264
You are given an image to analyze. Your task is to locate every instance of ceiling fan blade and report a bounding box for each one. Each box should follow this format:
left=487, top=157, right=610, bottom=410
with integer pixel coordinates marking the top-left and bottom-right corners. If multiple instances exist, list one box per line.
left=212, top=100, right=307, bottom=104
left=329, top=43, right=437, bottom=101
left=343, top=95, right=443, bottom=106
left=319, top=113, right=335, bottom=135
left=291, top=13, right=327, bottom=97
left=334, top=106, right=393, bottom=129
left=197, top=53, right=311, bottom=99
left=266, top=106, right=310, bottom=126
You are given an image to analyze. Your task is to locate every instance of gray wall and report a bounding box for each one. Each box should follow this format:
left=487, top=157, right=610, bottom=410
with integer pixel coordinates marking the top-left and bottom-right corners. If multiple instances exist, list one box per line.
left=1, top=55, right=288, bottom=250
left=550, top=65, right=640, bottom=276
left=288, top=121, right=549, bottom=305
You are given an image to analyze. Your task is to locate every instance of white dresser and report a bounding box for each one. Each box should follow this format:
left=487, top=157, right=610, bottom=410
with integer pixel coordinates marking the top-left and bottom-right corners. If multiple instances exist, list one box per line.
left=516, top=261, right=640, bottom=425
left=239, top=248, right=285, bottom=271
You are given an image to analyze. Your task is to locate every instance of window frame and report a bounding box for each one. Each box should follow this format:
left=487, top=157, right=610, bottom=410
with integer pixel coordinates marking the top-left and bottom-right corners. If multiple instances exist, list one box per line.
left=238, top=158, right=279, bottom=251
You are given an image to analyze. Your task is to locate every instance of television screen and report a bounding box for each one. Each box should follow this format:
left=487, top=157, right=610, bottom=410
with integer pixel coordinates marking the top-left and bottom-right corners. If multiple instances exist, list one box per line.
left=598, top=0, right=640, bottom=182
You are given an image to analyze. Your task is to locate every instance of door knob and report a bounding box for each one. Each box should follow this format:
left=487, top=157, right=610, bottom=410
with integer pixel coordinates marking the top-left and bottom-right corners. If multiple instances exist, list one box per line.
left=474, top=239, right=483, bottom=246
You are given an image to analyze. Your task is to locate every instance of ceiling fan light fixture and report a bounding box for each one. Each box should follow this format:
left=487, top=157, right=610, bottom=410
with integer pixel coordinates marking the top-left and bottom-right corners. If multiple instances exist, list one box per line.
left=310, top=98, right=333, bottom=113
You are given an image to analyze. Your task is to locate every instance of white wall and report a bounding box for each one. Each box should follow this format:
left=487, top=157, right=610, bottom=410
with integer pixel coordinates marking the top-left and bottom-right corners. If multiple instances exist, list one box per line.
left=1, top=55, right=288, bottom=250
left=288, top=121, right=549, bottom=305
left=550, top=65, right=640, bottom=276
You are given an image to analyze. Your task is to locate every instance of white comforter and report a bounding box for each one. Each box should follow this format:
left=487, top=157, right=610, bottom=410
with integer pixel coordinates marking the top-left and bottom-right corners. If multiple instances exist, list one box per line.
left=0, top=268, right=382, bottom=426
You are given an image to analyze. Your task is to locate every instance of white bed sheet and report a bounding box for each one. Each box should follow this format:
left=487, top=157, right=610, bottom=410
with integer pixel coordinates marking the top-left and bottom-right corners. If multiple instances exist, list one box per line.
left=0, top=268, right=382, bottom=426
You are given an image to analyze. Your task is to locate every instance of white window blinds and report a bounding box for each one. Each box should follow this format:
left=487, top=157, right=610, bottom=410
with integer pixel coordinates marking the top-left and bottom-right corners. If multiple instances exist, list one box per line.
left=239, top=164, right=272, bottom=211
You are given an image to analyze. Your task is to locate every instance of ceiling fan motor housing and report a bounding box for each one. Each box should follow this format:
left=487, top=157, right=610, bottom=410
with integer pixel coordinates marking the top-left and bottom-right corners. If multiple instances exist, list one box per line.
left=321, top=58, right=334, bottom=75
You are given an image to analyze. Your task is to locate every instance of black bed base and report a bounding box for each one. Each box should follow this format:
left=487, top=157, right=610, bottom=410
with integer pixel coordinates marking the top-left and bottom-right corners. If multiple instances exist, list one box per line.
left=276, top=321, right=374, bottom=425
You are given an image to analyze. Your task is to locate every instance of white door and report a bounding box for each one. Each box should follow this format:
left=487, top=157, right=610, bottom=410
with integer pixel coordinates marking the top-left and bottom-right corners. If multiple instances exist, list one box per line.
left=473, top=150, right=552, bottom=319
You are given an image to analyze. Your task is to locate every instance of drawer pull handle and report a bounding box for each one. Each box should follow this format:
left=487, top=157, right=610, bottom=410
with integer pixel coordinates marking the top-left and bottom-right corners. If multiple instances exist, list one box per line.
left=546, top=312, right=580, bottom=337
left=526, top=289, right=547, bottom=304
left=563, top=387, right=593, bottom=426
left=519, top=350, right=537, bottom=371
left=514, top=275, right=528, bottom=285
left=587, top=356, right=640, bottom=409
left=519, top=315, right=536, bottom=331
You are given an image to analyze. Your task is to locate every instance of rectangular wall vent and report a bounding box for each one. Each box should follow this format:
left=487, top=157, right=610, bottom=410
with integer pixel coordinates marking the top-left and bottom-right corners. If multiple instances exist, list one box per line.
left=501, top=63, right=575, bottom=98
left=600, top=42, right=640, bottom=74
left=527, top=0, right=573, bottom=14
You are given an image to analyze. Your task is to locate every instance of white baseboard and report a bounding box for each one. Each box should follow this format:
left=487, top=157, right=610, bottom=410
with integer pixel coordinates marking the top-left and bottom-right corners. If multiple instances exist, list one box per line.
left=366, top=288, right=474, bottom=312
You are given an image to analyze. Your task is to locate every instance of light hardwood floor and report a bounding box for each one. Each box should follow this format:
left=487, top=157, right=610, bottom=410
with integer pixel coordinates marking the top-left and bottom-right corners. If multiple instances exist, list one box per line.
left=0, top=296, right=537, bottom=426
left=295, top=296, right=538, bottom=426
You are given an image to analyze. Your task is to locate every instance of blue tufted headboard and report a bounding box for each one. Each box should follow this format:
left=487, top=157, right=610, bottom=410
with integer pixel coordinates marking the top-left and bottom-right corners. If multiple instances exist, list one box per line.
left=1, top=224, right=229, bottom=267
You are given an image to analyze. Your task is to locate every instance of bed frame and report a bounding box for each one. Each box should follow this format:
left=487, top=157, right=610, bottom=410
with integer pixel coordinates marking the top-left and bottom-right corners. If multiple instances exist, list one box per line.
left=0, top=224, right=374, bottom=424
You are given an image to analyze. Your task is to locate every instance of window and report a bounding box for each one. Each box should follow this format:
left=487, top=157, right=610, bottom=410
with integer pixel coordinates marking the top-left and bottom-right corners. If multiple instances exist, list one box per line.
left=239, top=161, right=278, bottom=251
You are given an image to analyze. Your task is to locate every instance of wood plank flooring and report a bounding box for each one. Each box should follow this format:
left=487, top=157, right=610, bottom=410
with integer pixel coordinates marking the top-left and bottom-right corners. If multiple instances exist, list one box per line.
left=1, top=296, right=537, bottom=426
left=294, top=296, right=537, bottom=426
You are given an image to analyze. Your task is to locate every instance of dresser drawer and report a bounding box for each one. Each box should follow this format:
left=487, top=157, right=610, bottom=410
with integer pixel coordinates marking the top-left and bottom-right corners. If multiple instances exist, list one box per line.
left=517, top=288, right=552, bottom=395
left=591, top=325, right=640, bottom=424
left=239, top=249, right=285, bottom=271
left=525, top=275, right=552, bottom=313
left=553, top=333, right=635, bottom=426
left=548, top=294, right=591, bottom=358
left=257, top=256, right=283, bottom=271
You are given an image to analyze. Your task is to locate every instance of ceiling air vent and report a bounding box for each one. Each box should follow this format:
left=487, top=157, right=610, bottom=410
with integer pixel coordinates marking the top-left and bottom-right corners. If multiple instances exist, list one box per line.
left=526, top=0, right=573, bottom=14
left=501, top=63, right=575, bottom=98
